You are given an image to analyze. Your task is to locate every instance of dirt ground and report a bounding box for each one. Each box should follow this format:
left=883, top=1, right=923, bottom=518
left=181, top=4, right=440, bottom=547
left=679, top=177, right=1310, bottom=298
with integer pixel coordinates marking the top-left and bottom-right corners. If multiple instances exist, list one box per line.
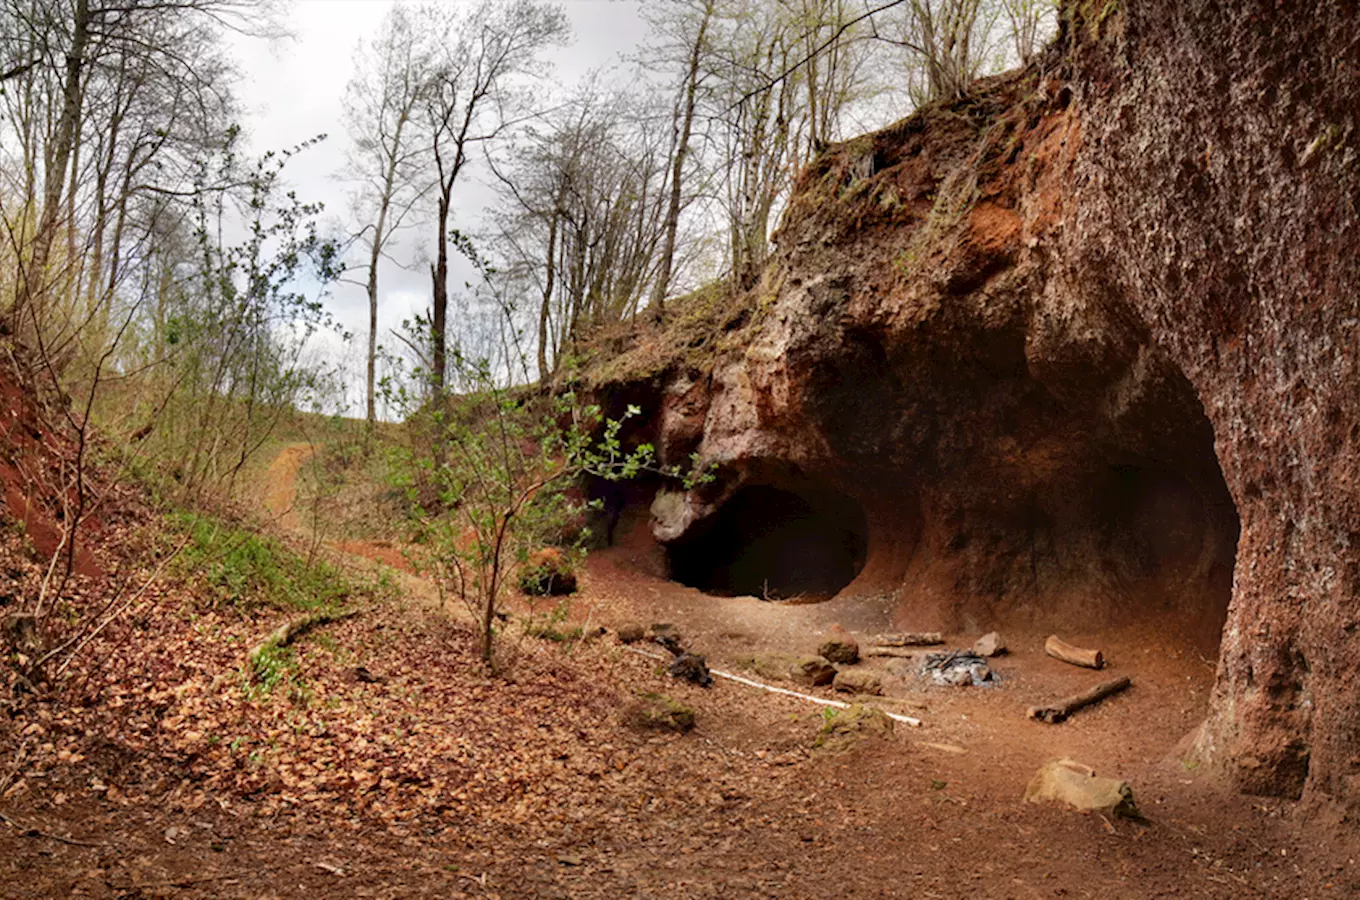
left=2, top=446, right=1357, bottom=898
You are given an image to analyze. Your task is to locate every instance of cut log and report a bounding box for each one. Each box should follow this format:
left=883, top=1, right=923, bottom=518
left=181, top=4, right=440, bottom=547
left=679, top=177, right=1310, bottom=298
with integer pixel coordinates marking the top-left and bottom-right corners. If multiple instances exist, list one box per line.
left=1044, top=635, right=1104, bottom=670
left=247, top=608, right=360, bottom=671
left=1028, top=676, right=1132, bottom=724
left=872, top=632, right=944, bottom=647
left=863, top=647, right=919, bottom=658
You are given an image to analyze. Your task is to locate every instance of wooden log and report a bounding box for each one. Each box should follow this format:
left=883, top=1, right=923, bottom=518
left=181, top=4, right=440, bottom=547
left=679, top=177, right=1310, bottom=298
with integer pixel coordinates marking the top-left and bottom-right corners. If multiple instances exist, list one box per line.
left=872, top=632, right=944, bottom=647
left=1028, top=676, right=1132, bottom=724
left=1044, top=635, right=1104, bottom=670
left=863, top=647, right=919, bottom=658
left=248, top=608, right=360, bottom=671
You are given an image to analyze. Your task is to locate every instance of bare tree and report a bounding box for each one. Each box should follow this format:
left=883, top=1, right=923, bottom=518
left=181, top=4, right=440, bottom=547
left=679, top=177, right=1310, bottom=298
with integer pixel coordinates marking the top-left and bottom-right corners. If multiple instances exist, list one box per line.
left=343, top=5, right=429, bottom=429
left=999, top=0, right=1056, bottom=66
left=0, top=0, right=275, bottom=340
left=417, top=0, right=568, bottom=395
left=488, top=84, right=675, bottom=380
left=647, top=0, right=717, bottom=318
left=870, top=0, right=1003, bottom=105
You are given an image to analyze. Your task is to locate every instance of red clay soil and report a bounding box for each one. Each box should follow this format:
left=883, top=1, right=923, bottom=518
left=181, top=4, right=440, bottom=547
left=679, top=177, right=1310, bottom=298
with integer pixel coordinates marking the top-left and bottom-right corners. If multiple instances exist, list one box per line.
left=0, top=581, right=1353, bottom=900
left=262, top=443, right=317, bottom=529
left=0, top=371, right=102, bottom=578
left=331, top=539, right=417, bottom=573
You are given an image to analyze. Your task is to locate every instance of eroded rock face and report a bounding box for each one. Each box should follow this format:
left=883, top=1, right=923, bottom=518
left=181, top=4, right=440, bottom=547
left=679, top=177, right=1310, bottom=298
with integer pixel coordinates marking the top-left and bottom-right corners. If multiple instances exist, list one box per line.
left=596, top=1, right=1360, bottom=807
left=1062, top=1, right=1360, bottom=804
left=644, top=71, right=1240, bottom=645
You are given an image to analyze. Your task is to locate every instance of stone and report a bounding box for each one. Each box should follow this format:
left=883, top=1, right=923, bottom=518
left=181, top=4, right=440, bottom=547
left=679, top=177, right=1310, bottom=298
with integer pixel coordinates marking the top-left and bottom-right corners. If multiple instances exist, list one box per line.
left=1023, top=759, right=1141, bottom=820
left=974, top=631, right=1006, bottom=657
left=791, top=655, right=837, bottom=687
left=668, top=652, right=713, bottom=687
left=648, top=623, right=684, bottom=654
left=518, top=548, right=577, bottom=596
left=813, top=703, right=894, bottom=752
left=818, top=624, right=859, bottom=664
left=616, top=623, right=646, bottom=644
left=625, top=693, right=696, bottom=733
left=832, top=668, right=882, bottom=696
left=736, top=653, right=800, bottom=682
left=649, top=490, right=695, bottom=543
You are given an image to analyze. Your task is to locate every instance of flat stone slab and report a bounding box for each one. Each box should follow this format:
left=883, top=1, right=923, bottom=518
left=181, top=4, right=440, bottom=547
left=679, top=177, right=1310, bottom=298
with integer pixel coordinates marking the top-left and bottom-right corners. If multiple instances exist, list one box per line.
left=1023, top=758, right=1142, bottom=819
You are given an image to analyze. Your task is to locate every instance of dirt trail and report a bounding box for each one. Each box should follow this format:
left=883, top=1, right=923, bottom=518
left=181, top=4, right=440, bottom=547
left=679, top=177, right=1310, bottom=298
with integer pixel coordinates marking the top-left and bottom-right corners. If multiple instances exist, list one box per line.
left=262, top=442, right=315, bottom=528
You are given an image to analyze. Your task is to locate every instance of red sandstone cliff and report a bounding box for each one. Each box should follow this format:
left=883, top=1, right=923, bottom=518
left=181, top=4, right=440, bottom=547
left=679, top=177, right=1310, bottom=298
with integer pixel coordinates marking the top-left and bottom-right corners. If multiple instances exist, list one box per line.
left=585, top=1, right=1360, bottom=809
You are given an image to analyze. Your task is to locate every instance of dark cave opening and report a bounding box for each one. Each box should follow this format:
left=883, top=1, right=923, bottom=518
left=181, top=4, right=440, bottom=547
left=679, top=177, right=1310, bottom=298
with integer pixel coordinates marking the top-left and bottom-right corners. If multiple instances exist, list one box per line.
left=666, top=484, right=869, bottom=600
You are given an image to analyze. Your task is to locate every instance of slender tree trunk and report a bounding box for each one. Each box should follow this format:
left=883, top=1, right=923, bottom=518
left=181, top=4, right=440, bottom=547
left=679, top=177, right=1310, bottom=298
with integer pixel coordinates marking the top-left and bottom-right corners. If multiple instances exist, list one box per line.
left=363, top=109, right=411, bottom=429
left=536, top=204, right=561, bottom=383
left=650, top=0, right=713, bottom=318
left=19, top=0, right=92, bottom=329
left=430, top=220, right=447, bottom=400
left=365, top=199, right=390, bottom=427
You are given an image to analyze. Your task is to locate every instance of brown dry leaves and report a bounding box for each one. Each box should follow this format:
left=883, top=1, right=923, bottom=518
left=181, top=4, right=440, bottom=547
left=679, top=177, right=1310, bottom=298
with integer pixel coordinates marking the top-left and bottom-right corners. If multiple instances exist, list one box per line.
left=13, top=586, right=807, bottom=863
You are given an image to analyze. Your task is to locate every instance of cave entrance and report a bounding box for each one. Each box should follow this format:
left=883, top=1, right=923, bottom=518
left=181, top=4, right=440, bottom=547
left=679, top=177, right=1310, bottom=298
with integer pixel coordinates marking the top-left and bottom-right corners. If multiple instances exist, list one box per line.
left=667, top=484, right=869, bottom=600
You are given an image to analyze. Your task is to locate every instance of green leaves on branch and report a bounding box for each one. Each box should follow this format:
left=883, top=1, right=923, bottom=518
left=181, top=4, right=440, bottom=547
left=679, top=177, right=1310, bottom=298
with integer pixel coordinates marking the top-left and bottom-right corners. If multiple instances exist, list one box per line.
left=380, top=348, right=712, bottom=665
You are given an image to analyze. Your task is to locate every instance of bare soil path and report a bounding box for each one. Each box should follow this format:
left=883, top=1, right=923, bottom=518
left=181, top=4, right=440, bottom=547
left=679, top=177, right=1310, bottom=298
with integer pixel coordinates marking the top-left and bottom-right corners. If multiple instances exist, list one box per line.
left=262, top=442, right=316, bottom=529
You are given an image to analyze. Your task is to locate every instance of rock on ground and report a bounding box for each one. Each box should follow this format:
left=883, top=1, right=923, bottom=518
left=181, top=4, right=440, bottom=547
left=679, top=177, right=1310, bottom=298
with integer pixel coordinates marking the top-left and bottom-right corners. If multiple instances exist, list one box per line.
left=818, top=624, right=859, bottom=665
left=792, top=656, right=837, bottom=687
left=519, top=547, right=577, bottom=596
left=833, top=669, right=883, bottom=696
left=668, top=652, right=713, bottom=687
left=1023, top=759, right=1141, bottom=820
left=974, top=632, right=1006, bottom=657
left=736, top=652, right=802, bottom=682
left=814, top=704, right=894, bottom=752
left=649, top=623, right=685, bottom=654
left=624, top=692, right=696, bottom=733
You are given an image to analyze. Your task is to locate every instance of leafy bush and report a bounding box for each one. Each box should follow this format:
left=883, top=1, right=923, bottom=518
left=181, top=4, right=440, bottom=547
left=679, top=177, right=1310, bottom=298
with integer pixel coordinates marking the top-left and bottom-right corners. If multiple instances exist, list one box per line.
left=382, top=345, right=713, bottom=665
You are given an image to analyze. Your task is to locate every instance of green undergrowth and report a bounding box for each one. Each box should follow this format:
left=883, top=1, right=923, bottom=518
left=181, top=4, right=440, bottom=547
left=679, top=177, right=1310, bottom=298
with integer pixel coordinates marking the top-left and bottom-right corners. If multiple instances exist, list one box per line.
left=248, top=642, right=298, bottom=696
left=172, top=512, right=366, bottom=613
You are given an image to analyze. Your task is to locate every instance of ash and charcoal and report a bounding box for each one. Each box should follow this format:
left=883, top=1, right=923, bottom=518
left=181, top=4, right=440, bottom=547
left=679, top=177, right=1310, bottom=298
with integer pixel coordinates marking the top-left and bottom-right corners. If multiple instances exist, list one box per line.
left=922, top=650, right=995, bottom=687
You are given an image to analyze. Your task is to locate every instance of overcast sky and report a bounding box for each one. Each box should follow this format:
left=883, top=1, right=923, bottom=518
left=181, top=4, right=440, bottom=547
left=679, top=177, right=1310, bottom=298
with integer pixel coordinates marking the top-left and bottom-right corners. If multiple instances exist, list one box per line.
left=224, top=0, right=651, bottom=413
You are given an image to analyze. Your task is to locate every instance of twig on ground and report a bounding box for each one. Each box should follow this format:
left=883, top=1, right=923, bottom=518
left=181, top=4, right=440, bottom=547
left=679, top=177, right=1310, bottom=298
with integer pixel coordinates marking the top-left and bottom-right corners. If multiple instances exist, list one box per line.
left=0, top=738, right=31, bottom=796
left=247, top=607, right=362, bottom=670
